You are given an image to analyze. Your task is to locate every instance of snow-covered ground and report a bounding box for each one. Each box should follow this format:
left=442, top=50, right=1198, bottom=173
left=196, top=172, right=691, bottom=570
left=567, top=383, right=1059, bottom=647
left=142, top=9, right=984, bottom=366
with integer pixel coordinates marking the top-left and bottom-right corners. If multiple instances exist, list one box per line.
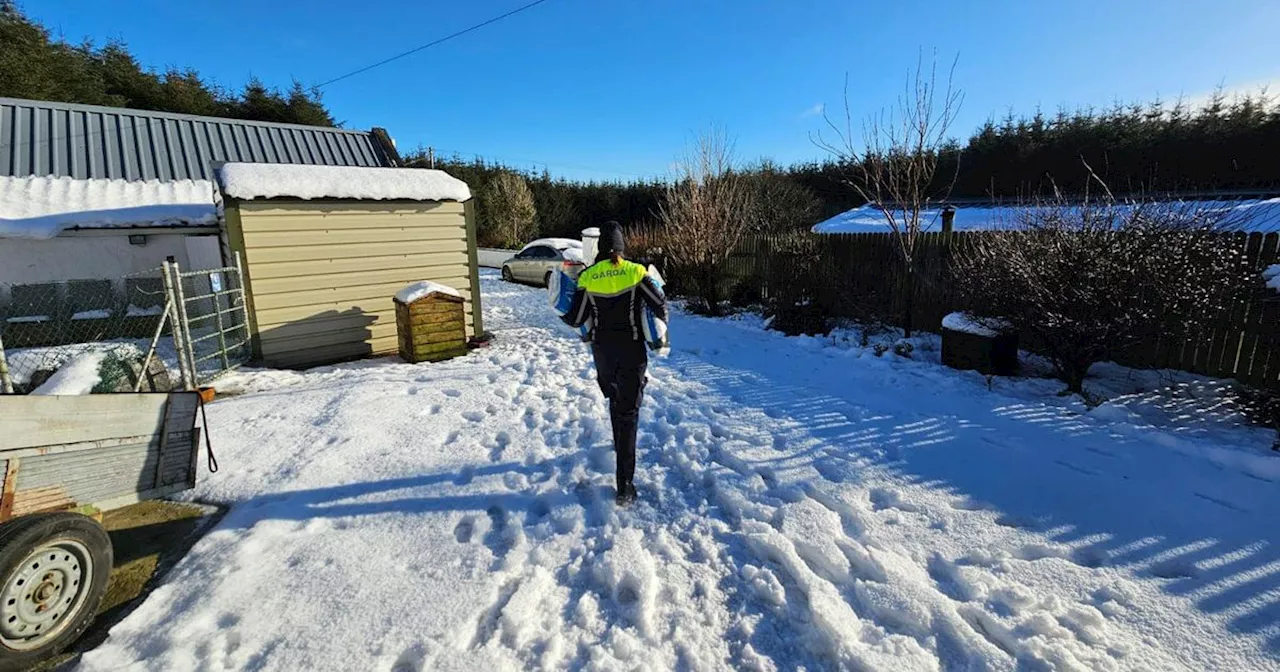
left=78, top=272, right=1280, bottom=671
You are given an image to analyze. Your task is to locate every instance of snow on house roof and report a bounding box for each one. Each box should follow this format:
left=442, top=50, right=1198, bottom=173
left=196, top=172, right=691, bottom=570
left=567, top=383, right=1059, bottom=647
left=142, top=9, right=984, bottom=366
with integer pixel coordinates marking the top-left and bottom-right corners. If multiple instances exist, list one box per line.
left=0, top=174, right=219, bottom=239
left=218, top=163, right=471, bottom=202
left=813, top=200, right=1280, bottom=234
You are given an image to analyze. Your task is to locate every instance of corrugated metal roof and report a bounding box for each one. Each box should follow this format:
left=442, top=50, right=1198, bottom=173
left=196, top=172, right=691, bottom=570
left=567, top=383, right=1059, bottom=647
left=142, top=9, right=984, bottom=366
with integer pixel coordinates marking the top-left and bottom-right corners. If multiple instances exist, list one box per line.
left=0, top=97, right=396, bottom=182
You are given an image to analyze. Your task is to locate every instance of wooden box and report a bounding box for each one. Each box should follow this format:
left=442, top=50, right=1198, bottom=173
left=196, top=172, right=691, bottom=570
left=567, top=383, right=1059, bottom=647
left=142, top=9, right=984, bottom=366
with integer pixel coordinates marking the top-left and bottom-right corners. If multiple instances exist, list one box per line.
left=395, top=291, right=468, bottom=363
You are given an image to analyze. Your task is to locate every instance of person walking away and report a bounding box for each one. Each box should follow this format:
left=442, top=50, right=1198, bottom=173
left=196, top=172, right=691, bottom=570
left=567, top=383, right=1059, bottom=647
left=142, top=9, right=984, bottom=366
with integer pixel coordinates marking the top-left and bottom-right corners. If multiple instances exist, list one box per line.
left=561, top=222, right=667, bottom=506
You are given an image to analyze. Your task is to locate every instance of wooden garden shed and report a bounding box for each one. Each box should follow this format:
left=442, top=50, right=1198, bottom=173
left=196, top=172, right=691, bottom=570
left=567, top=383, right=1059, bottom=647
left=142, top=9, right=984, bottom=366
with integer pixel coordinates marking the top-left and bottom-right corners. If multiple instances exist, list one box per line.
left=217, top=163, right=482, bottom=369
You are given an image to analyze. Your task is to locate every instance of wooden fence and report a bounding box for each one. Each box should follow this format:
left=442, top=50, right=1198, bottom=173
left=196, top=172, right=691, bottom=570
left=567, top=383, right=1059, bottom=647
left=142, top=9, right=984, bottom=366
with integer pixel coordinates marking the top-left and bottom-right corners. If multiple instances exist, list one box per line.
left=722, top=232, right=1280, bottom=390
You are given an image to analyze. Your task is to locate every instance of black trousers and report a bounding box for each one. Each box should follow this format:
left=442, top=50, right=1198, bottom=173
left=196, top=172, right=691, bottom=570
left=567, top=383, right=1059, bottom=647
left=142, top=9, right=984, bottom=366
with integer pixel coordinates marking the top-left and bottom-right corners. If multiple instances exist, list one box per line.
left=591, top=339, right=648, bottom=491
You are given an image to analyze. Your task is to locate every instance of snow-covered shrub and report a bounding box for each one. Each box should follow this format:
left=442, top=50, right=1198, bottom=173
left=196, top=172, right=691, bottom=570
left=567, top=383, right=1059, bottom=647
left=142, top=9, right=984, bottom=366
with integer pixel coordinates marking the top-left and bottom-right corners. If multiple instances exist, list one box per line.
left=953, top=198, right=1255, bottom=393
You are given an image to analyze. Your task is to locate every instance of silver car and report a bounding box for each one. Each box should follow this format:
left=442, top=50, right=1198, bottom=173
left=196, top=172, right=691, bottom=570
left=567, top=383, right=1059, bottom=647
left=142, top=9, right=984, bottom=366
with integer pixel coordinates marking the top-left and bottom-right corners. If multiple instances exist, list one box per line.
left=501, top=240, right=585, bottom=287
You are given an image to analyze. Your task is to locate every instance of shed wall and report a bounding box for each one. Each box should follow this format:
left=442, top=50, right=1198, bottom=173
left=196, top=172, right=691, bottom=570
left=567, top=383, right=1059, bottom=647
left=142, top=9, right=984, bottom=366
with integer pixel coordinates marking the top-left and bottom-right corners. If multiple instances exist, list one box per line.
left=229, top=200, right=477, bottom=368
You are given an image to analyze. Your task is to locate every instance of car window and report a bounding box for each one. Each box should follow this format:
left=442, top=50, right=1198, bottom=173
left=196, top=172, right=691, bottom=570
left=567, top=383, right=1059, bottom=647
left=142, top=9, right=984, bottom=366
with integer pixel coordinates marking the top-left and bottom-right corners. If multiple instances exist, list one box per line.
left=525, top=246, right=556, bottom=259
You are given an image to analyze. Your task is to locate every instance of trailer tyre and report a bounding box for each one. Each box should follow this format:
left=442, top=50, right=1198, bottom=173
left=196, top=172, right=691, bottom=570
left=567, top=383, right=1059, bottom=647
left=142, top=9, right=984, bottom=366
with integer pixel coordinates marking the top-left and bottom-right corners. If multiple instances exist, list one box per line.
left=0, top=513, right=112, bottom=672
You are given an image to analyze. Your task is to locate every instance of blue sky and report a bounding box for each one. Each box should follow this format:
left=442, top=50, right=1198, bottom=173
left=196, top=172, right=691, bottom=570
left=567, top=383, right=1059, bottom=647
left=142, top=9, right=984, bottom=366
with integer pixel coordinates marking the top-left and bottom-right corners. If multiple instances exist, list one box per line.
left=26, top=0, right=1280, bottom=182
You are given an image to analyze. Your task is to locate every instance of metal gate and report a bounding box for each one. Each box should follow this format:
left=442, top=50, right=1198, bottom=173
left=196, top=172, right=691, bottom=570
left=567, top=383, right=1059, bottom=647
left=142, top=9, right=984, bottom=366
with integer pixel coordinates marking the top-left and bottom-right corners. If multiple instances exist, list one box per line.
left=0, top=256, right=251, bottom=395
left=162, top=253, right=252, bottom=390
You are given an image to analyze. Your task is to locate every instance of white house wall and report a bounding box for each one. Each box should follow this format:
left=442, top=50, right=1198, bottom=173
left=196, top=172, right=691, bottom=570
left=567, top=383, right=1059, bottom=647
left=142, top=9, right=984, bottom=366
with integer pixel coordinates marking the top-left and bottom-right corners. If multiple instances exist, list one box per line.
left=0, top=231, right=223, bottom=303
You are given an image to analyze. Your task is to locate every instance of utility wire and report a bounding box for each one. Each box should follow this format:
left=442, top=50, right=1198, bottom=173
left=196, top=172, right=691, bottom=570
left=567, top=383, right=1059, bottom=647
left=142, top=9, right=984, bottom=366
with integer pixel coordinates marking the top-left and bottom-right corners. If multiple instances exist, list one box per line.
left=314, top=0, right=553, bottom=89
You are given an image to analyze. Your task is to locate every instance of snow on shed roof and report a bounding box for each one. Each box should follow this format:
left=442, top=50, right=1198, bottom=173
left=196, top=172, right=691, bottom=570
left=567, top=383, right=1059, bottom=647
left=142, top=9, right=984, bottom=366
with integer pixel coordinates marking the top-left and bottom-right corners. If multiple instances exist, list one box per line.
left=394, top=280, right=463, bottom=304
left=813, top=200, right=1280, bottom=233
left=217, top=164, right=471, bottom=202
left=0, top=174, right=218, bottom=239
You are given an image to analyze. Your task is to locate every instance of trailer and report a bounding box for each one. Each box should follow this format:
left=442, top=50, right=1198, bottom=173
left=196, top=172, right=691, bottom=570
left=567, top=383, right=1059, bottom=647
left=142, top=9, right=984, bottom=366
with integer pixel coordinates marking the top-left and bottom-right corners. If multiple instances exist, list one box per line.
left=0, top=392, right=203, bottom=671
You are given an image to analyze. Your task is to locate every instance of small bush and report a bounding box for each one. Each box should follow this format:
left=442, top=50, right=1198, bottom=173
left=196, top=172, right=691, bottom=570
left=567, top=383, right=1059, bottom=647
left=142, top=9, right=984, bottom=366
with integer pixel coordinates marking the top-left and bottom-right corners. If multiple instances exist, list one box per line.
left=893, top=340, right=914, bottom=358
left=771, top=301, right=833, bottom=336
left=954, top=198, right=1256, bottom=393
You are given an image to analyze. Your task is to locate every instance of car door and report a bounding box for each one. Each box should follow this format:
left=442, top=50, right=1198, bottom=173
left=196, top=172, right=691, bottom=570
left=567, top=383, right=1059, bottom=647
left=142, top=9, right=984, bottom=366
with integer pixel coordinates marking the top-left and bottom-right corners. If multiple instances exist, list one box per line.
left=512, top=243, right=547, bottom=282
left=508, top=248, right=533, bottom=281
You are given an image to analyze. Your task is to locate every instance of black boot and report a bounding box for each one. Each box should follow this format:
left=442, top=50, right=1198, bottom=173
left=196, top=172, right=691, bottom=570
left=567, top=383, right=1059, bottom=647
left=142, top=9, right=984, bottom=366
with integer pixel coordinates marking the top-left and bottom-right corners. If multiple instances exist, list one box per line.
left=615, top=484, right=636, bottom=507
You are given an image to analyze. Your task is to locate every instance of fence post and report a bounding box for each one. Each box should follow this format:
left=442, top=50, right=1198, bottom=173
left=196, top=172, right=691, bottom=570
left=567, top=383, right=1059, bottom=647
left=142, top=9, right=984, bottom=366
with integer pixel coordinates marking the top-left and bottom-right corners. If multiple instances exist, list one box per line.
left=0, top=329, right=13, bottom=394
left=162, top=260, right=191, bottom=391
left=134, top=297, right=172, bottom=393
left=171, top=261, right=199, bottom=390
left=234, top=252, right=253, bottom=357
left=213, top=280, right=230, bottom=371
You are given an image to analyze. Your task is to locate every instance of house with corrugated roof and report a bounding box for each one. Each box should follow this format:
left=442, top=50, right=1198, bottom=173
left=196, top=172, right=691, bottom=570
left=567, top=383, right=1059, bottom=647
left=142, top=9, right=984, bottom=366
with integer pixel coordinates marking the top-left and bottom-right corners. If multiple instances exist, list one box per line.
left=0, top=96, right=403, bottom=287
left=1, top=97, right=484, bottom=372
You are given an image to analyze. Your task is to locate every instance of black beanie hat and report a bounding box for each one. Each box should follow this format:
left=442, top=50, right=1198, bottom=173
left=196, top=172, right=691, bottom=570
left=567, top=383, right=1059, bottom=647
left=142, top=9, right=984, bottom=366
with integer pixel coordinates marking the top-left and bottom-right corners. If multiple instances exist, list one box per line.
left=598, top=221, right=626, bottom=256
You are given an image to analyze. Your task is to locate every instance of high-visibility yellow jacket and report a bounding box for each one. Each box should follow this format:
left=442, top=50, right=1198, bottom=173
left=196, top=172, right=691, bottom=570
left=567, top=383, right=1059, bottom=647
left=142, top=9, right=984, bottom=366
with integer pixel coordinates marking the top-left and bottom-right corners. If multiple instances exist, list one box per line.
left=563, top=258, right=667, bottom=343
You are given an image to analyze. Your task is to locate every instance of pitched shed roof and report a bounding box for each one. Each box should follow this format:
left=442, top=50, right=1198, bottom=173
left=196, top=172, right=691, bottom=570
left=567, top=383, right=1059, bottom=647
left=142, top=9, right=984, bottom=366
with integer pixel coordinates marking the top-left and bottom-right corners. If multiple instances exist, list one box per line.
left=0, top=97, right=399, bottom=182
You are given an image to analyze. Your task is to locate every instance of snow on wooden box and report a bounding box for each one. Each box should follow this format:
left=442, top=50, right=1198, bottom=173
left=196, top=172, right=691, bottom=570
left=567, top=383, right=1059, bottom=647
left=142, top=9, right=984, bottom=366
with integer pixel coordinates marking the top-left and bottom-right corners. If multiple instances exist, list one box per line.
left=941, top=312, right=1019, bottom=376
left=395, top=284, right=468, bottom=363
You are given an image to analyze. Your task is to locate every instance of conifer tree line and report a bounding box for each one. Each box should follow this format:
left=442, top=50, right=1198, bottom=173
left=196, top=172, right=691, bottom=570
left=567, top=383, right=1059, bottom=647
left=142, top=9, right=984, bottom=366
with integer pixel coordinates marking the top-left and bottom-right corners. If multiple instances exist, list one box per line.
left=0, top=1, right=335, bottom=126
left=5, top=1, right=1280, bottom=241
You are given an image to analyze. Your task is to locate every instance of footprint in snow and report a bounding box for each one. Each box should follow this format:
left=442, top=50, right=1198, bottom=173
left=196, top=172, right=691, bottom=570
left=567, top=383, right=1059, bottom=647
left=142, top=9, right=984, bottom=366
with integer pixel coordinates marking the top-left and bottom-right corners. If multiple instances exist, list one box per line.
left=525, top=498, right=552, bottom=526
left=813, top=458, right=848, bottom=483
left=390, top=644, right=427, bottom=672
left=950, top=496, right=994, bottom=512
left=462, top=411, right=486, bottom=423
left=443, top=389, right=462, bottom=398
left=1149, top=558, right=1200, bottom=579
left=869, top=487, right=922, bottom=513
left=454, top=517, right=476, bottom=543
left=1014, top=543, right=1069, bottom=562
left=454, top=466, right=475, bottom=486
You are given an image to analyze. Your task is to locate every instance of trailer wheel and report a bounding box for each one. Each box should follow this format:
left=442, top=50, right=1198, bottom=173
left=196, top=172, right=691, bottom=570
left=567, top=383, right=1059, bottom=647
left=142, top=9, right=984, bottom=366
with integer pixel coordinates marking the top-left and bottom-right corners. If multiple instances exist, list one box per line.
left=0, top=513, right=112, bottom=672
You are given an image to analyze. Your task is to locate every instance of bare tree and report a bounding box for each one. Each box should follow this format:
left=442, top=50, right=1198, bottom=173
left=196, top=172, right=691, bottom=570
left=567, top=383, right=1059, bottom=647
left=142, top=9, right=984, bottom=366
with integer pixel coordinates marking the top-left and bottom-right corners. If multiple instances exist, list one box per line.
left=656, top=128, right=753, bottom=315
left=814, top=52, right=963, bottom=336
left=480, top=171, right=538, bottom=249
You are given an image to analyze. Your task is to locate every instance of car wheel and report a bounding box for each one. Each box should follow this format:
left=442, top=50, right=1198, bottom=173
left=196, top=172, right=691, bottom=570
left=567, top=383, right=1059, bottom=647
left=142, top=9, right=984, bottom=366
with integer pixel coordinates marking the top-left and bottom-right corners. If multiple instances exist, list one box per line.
left=0, top=513, right=113, bottom=672
left=501, top=266, right=514, bottom=282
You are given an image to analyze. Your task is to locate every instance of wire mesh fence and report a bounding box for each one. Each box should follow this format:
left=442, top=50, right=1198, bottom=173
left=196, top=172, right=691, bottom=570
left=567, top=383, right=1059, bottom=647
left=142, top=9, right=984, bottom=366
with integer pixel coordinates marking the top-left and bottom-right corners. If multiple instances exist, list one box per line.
left=0, top=256, right=251, bottom=394
left=0, top=268, right=173, bottom=394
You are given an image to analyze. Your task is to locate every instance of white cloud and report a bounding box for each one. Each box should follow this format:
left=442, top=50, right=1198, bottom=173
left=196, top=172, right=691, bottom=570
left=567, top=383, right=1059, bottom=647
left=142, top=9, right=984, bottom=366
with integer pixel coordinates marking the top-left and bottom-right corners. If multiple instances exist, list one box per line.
left=800, top=103, right=825, bottom=119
